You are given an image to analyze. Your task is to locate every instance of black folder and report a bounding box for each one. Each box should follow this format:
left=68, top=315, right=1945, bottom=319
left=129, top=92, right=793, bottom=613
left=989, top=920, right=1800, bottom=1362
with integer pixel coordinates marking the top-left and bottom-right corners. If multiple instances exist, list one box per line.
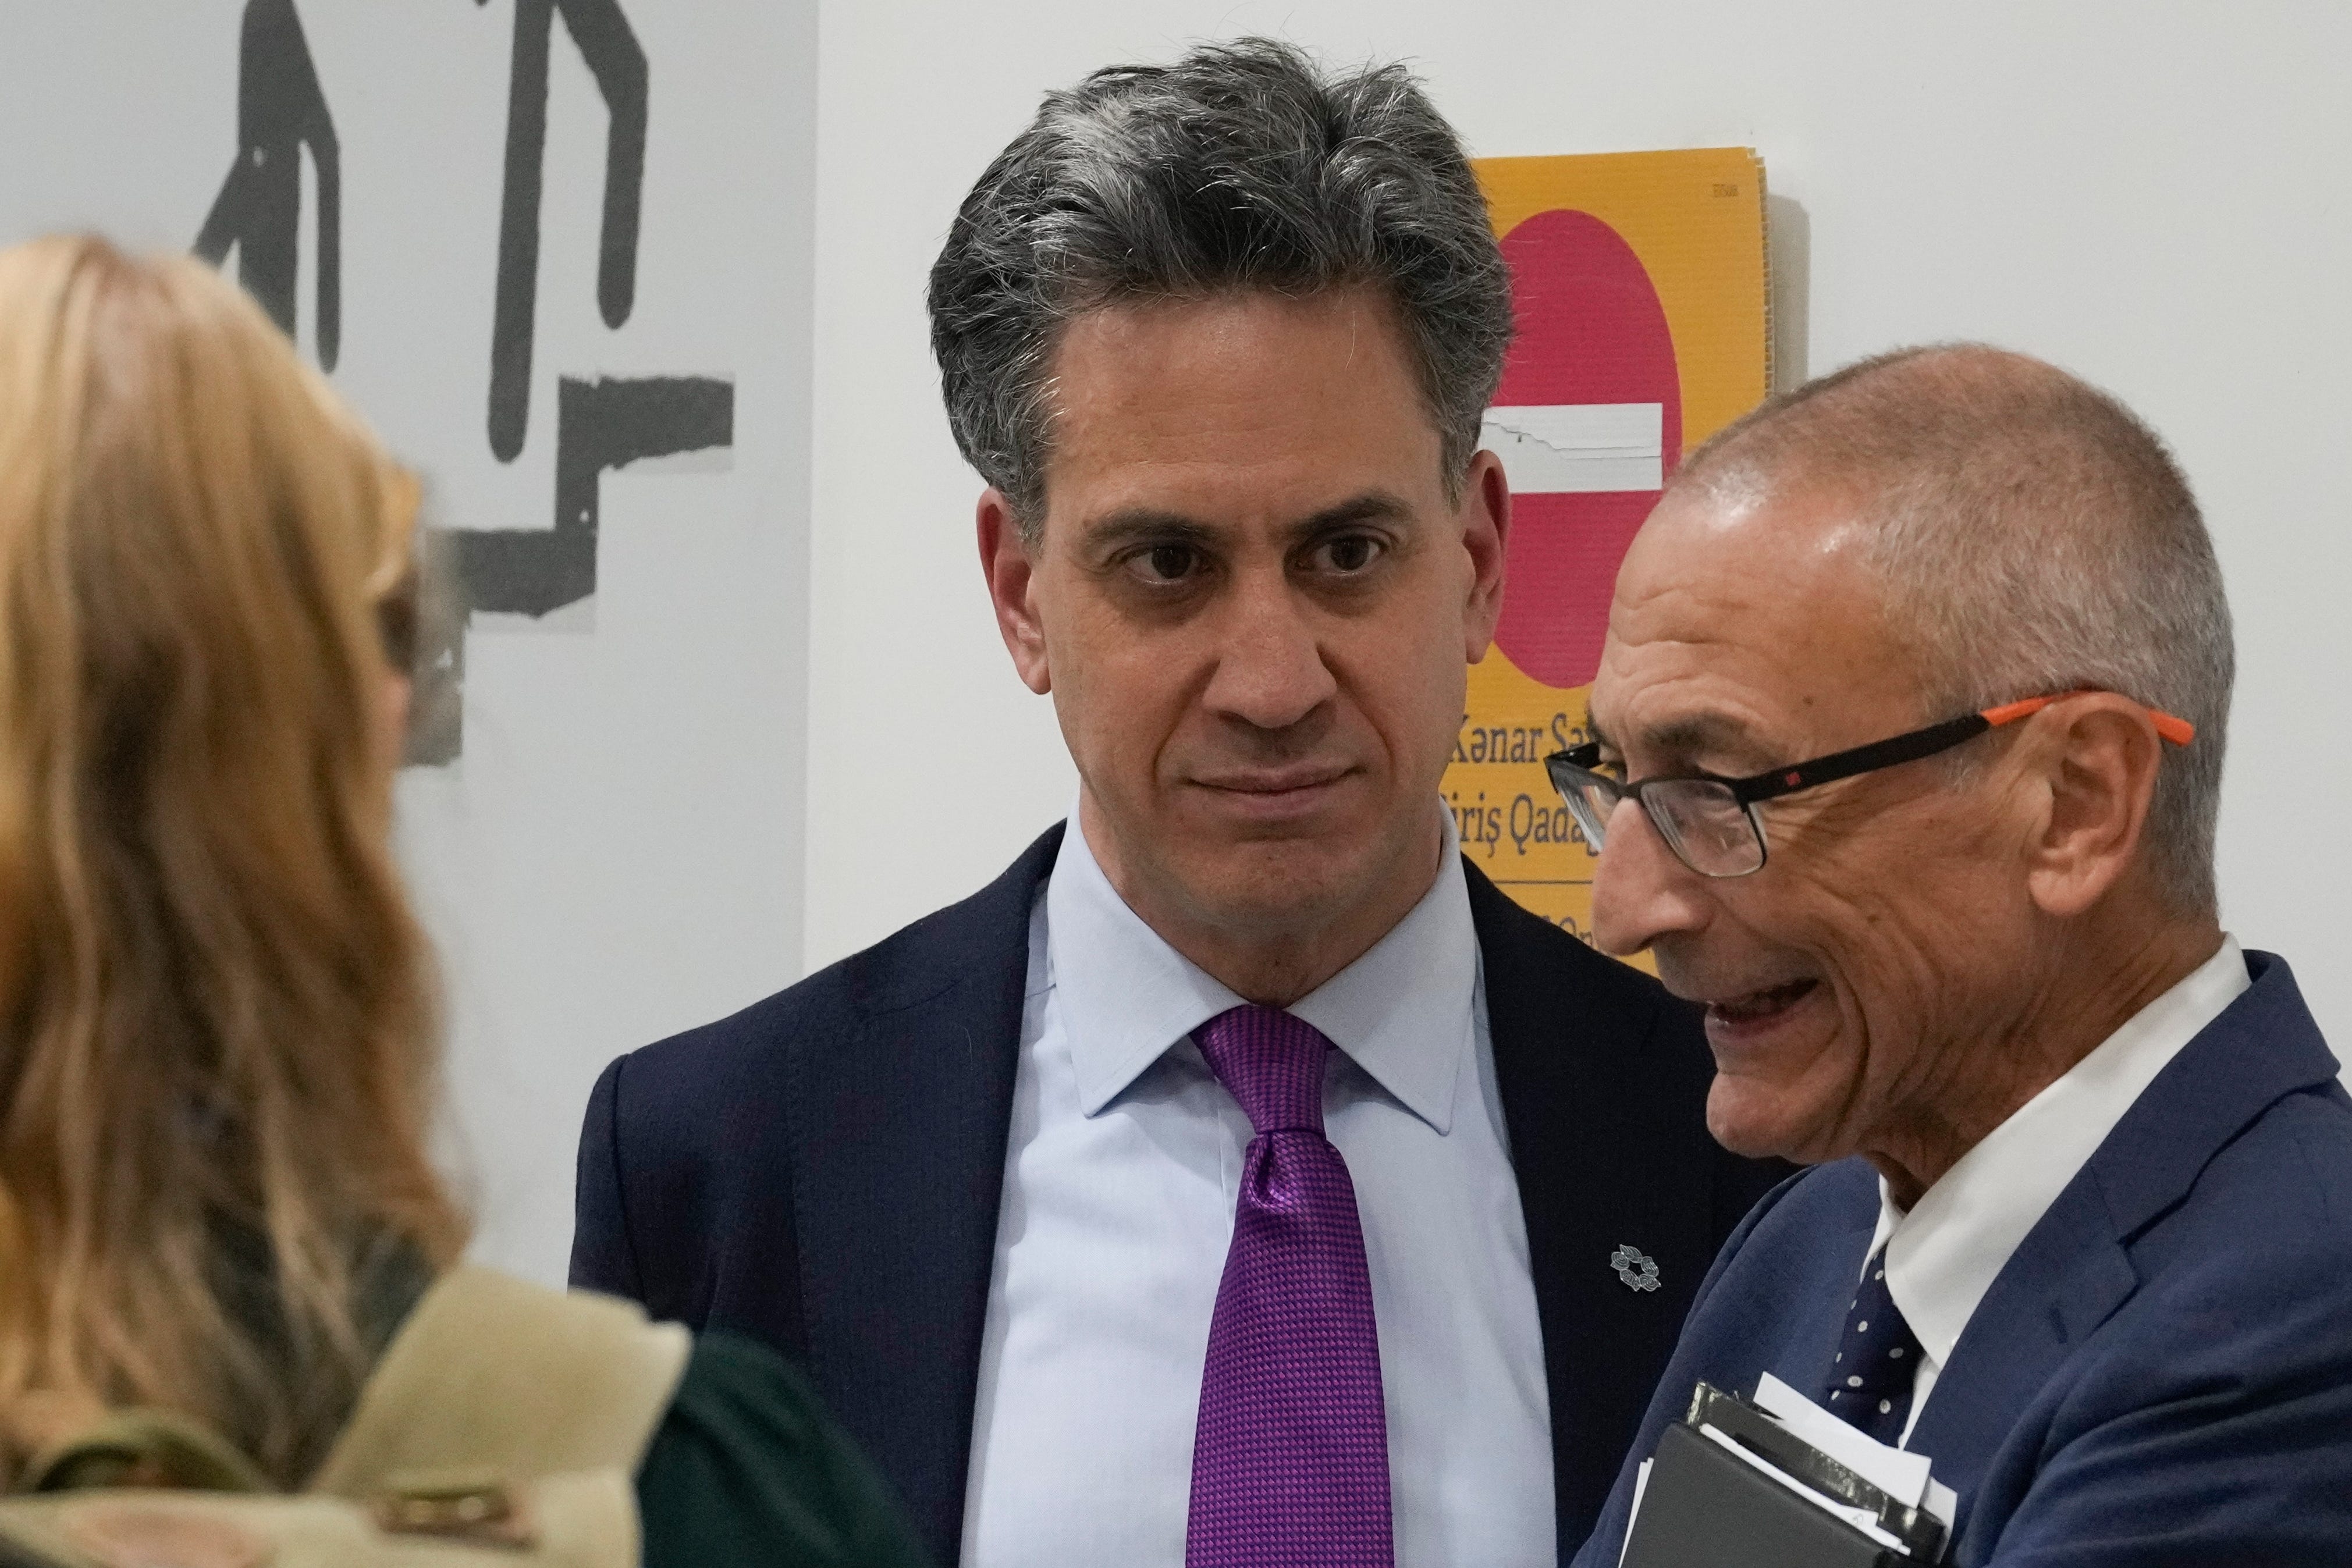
left=1619, top=1385, right=1950, bottom=1568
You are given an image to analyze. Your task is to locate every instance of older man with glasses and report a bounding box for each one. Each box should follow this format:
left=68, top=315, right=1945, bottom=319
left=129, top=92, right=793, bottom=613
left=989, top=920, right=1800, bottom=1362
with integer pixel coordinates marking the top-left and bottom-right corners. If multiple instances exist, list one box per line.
left=1565, top=344, right=2352, bottom=1567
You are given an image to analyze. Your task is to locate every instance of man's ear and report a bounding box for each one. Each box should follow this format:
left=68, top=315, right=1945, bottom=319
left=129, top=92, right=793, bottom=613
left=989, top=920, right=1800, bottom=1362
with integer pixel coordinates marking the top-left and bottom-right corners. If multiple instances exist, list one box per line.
left=978, top=489, right=1052, bottom=695
left=1459, top=448, right=1511, bottom=663
left=2021, top=696, right=2166, bottom=918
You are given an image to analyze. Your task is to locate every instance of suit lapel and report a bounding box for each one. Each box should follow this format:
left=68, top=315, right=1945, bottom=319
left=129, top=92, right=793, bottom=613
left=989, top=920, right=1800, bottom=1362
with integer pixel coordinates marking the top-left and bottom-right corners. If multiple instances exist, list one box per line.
left=786, top=824, right=1063, bottom=1563
left=1906, top=951, right=2336, bottom=1535
left=1905, top=1179, right=2138, bottom=1517
left=1468, top=860, right=1728, bottom=1549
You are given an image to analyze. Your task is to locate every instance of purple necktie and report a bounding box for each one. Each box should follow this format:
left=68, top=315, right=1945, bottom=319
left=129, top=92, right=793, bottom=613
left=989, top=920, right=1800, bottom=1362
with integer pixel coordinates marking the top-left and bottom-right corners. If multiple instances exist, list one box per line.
left=1187, top=1005, right=1394, bottom=1568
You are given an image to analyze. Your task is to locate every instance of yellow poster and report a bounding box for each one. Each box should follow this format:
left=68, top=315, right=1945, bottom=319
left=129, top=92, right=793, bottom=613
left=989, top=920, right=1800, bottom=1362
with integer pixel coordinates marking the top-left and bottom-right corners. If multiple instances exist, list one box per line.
left=1450, top=149, right=1770, bottom=944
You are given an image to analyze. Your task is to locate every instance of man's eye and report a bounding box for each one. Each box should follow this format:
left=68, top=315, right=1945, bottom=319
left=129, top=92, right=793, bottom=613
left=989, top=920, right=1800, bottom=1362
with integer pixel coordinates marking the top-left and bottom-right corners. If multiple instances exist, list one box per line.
left=1310, top=535, right=1383, bottom=574
left=1129, top=543, right=1200, bottom=583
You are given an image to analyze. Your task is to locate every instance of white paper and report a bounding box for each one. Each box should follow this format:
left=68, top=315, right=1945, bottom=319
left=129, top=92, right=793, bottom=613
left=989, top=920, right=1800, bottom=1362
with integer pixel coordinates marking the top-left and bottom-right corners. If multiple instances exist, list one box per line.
left=1697, top=1423, right=1913, bottom=1553
left=1618, top=1457, right=1654, bottom=1568
left=1753, top=1373, right=1941, bottom=1517
left=1480, top=403, right=1664, bottom=493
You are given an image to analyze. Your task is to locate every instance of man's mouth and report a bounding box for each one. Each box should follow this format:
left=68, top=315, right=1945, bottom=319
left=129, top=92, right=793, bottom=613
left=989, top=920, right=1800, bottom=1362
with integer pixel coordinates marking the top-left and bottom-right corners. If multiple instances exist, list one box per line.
left=1191, top=764, right=1353, bottom=797
left=1707, top=977, right=1820, bottom=1027
left=1180, top=763, right=1358, bottom=829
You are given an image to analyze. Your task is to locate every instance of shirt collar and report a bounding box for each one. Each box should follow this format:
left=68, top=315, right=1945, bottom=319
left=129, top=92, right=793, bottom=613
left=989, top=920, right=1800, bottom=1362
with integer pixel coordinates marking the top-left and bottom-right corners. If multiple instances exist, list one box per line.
left=1875, top=934, right=2252, bottom=1367
left=1046, top=801, right=1476, bottom=1133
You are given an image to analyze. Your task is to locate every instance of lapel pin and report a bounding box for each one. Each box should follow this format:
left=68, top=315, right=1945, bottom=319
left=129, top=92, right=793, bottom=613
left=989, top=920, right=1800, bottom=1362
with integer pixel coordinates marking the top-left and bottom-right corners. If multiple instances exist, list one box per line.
left=1610, top=1244, right=1661, bottom=1293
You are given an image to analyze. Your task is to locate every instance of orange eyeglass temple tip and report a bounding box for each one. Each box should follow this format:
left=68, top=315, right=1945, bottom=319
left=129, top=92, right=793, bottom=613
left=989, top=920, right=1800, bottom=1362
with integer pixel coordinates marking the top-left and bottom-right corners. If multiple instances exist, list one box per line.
left=1979, top=694, right=2195, bottom=746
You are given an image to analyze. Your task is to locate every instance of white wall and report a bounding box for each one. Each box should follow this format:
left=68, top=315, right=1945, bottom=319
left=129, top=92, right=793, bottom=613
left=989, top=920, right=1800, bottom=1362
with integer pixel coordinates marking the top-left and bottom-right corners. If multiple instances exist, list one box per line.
left=0, top=1, right=818, bottom=1285
left=806, top=1, right=2352, bottom=1044
left=0, top=2, right=2340, bottom=1292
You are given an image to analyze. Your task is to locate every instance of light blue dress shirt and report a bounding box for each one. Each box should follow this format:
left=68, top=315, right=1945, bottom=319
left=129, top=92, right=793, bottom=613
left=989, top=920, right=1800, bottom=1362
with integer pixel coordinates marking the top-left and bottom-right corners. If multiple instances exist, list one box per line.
left=958, top=808, right=1555, bottom=1567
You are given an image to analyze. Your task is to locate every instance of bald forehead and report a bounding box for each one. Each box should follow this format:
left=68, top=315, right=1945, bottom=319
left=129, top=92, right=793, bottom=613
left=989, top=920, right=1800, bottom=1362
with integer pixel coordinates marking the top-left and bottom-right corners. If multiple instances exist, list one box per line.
left=1593, top=486, right=1920, bottom=769
left=1591, top=338, right=2216, bottom=772
left=1672, top=343, right=2152, bottom=546
left=1615, top=482, right=1885, bottom=635
left=1632, top=475, right=1859, bottom=565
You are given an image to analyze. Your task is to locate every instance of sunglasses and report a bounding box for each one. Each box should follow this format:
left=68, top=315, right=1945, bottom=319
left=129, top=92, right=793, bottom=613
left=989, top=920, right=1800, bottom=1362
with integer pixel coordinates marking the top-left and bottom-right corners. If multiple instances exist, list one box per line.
left=1544, top=692, right=2196, bottom=878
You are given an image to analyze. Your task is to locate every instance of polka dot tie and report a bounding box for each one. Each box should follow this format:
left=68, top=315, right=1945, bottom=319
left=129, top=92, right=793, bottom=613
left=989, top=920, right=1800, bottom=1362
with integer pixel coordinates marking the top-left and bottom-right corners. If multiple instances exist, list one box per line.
left=1821, top=1243, right=1924, bottom=1446
left=1186, top=1006, right=1394, bottom=1568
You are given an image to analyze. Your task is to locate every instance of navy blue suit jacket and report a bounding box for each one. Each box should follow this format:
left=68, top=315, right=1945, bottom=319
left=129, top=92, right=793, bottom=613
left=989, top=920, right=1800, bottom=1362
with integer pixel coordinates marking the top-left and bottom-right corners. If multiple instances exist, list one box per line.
left=571, top=824, right=1788, bottom=1566
left=1573, top=951, right=2352, bottom=1568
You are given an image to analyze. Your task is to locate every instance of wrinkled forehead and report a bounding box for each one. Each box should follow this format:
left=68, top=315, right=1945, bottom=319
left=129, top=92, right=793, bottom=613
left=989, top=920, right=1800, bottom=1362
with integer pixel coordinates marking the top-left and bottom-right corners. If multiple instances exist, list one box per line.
left=1037, top=286, right=1447, bottom=537
left=1589, top=486, right=1921, bottom=771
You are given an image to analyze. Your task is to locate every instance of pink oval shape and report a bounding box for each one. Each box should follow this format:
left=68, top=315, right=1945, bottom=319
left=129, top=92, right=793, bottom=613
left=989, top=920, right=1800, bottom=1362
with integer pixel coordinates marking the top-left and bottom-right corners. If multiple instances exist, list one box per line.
left=1488, top=209, right=1682, bottom=689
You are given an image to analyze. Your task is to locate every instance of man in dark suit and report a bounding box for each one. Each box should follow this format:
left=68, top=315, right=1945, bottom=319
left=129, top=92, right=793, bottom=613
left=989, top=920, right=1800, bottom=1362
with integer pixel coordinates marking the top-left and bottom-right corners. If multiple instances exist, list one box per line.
left=1562, top=344, right=2352, bottom=1566
left=573, top=40, right=1782, bottom=1568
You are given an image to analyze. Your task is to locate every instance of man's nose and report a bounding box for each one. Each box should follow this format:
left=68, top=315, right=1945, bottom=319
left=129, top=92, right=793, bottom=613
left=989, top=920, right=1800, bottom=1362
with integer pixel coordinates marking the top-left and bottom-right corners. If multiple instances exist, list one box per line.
left=1590, top=797, right=1713, bottom=957
left=1200, top=572, right=1338, bottom=732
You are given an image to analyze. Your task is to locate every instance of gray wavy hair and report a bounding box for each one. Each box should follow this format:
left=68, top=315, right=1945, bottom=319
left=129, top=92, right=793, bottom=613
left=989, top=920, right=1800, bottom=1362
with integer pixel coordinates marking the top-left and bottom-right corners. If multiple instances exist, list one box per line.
left=928, top=37, right=1513, bottom=539
left=1677, top=344, right=2234, bottom=920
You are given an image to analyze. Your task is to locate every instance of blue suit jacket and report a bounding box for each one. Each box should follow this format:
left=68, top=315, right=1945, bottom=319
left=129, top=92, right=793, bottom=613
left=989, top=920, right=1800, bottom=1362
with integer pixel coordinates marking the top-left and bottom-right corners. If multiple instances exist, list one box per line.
left=1573, top=951, right=2352, bottom=1568
left=570, top=824, right=1789, bottom=1566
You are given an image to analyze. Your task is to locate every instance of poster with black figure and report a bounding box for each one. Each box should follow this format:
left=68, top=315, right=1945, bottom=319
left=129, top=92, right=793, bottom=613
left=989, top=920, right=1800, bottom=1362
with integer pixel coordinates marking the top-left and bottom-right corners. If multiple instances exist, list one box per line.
left=194, top=0, right=341, bottom=366
left=0, top=2, right=815, bottom=1284
left=189, top=0, right=741, bottom=760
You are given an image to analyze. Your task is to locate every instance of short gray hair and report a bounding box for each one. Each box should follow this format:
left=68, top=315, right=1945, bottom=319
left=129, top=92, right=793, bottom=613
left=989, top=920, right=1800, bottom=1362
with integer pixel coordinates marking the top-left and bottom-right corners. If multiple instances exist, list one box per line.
left=928, top=37, right=1513, bottom=538
left=1677, top=344, right=2234, bottom=920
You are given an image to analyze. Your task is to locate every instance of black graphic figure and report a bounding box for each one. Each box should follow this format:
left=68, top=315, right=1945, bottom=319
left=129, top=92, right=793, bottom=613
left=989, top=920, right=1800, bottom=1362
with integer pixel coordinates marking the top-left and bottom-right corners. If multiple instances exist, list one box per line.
left=194, top=0, right=340, bottom=368
left=406, top=374, right=732, bottom=764
left=488, top=0, right=648, bottom=461
left=454, top=374, right=731, bottom=620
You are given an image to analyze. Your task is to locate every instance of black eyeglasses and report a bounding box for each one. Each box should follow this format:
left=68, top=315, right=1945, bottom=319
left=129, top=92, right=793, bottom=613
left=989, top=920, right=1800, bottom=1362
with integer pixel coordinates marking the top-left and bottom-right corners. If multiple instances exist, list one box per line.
left=1544, top=692, right=2196, bottom=878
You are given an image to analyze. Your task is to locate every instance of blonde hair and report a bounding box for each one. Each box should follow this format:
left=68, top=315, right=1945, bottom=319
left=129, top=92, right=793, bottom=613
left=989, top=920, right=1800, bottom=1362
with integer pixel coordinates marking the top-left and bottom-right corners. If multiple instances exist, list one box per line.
left=0, top=236, right=466, bottom=1484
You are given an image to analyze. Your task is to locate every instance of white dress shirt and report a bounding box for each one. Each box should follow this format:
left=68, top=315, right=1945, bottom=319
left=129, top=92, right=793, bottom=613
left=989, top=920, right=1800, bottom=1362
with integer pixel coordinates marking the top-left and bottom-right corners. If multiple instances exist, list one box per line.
left=1871, top=936, right=2252, bottom=1446
left=958, top=806, right=1556, bottom=1567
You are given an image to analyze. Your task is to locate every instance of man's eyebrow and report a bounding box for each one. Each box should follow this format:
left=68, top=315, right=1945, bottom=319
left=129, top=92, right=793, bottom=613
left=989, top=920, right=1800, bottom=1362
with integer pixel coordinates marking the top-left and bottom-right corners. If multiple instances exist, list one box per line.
left=1079, top=509, right=1218, bottom=552
left=1596, top=709, right=1767, bottom=769
left=1079, top=492, right=1413, bottom=553
left=1284, top=491, right=1413, bottom=539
